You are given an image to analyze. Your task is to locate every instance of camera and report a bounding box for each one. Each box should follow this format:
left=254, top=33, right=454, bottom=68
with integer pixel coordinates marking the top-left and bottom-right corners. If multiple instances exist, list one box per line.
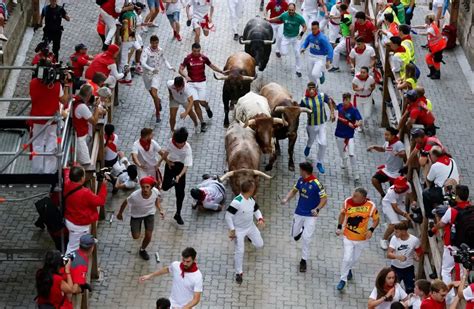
left=96, top=167, right=112, bottom=183
left=62, top=252, right=75, bottom=265
left=35, top=62, right=72, bottom=85
left=453, top=243, right=474, bottom=271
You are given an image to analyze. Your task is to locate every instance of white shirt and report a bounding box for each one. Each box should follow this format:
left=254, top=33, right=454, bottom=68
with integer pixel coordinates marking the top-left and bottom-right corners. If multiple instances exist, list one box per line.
left=105, top=133, right=119, bottom=161
left=131, top=139, right=162, bottom=168
left=126, top=187, right=160, bottom=218
left=140, top=46, right=172, bottom=74
left=369, top=283, right=408, bottom=309
left=166, top=139, right=193, bottom=167
left=199, top=179, right=225, bottom=210
left=329, top=4, right=340, bottom=24
left=349, top=45, right=376, bottom=72
left=432, top=0, right=444, bottom=10
left=167, top=80, right=192, bottom=104
left=166, top=0, right=184, bottom=14
left=406, top=294, right=422, bottom=309
left=169, top=261, right=203, bottom=308
left=463, top=284, right=474, bottom=302
left=352, top=75, right=375, bottom=97
left=381, top=139, right=405, bottom=177
left=389, top=234, right=420, bottom=268
left=225, top=194, right=263, bottom=230
left=382, top=184, right=412, bottom=212
left=188, top=0, right=213, bottom=20
left=302, top=0, right=319, bottom=13
left=117, top=172, right=138, bottom=189
left=74, top=103, right=93, bottom=136
left=427, top=159, right=460, bottom=187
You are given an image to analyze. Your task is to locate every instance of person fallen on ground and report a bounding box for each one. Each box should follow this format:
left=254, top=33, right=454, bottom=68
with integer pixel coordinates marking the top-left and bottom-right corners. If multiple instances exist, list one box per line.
left=336, top=187, right=379, bottom=291
left=367, top=127, right=406, bottom=198
left=281, top=162, right=328, bottom=273
left=190, top=174, right=226, bottom=212
left=117, top=176, right=164, bottom=260
left=114, top=162, right=139, bottom=192
left=368, top=267, right=409, bottom=308
left=225, top=180, right=265, bottom=284
left=139, top=247, right=203, bottom=309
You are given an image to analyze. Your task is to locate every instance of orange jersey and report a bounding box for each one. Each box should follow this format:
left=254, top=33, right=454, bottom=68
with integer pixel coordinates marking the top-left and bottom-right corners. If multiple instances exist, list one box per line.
left=342, top=198, right=379, bottom=241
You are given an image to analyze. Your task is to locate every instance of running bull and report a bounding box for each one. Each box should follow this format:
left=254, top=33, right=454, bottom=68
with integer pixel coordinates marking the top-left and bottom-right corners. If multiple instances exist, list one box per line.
left=222, top=121, right=272, bottom=195
left=214, top=52, right=257, bottom=128
left=260, top=82, right=312, bottom=171
left=234, top=91, right=287, bottom=155
left=239, top=17, right=275, bottom=71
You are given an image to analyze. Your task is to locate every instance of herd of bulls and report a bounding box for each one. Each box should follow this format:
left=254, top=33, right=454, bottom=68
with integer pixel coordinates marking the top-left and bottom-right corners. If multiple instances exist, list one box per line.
left=215, top=17, right=314, bottom=195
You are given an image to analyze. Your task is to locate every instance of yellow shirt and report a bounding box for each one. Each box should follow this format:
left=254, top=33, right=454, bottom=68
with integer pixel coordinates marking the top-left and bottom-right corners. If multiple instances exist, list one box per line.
left=342, top=198, right=379, bottom=241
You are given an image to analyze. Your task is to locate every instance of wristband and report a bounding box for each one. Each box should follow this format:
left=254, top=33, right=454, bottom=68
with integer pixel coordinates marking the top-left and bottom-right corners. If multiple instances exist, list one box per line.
left=337, top=224, right=342, bottom=229
left=369, top=227, right=375, bottom=233
left=299, top=31, right=305, bottom=37
left=315, top=208, right=320, bottom=213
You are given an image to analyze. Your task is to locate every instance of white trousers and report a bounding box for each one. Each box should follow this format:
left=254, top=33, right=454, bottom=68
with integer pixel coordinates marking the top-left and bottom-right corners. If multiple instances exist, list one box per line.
left=319, top=16, right=329, bottom=32
left=333, top=37, right=349, bottom=68
left=100, top=9, right=117, bottom=45
left=120, top=41, right=134, bottom=81
left=340, top=236, right=367, bottom=281
left=281, top=36, right=302, bottom=72
left=76, top=135, right=91, bottom=165
left=291, top=214, right=317, bottom=260
left=328, top=23, right=340, bottom=44
left=65, top=219, right=91, bottom=254
left=32, top=124, right=58, bottom=174
left=442, top=245, right=456, bottom=304
left=303, top=11, right=319, bottom=28
left=234, top=224, right=264, bottom=274
left=336, top=137, right=357, bottom=175
left=355, top=95, right=373, bottom=122
left=271, top=23, right=283, bottom=53
left=306, top=123, right=327, bottom=164
left=227, top=0, right=243, bottom=34
left=307, top=54, right=327, bottom=85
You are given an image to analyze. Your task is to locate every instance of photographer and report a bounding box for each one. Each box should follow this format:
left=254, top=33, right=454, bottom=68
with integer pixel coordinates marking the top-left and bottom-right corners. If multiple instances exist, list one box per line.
left=72, top=84, right=106, bottom=166
left=40, top=0, right=70, bottom=60
left=32, top=41, right=56, bottom=65
left=63, top=165, right=107, bottom=254
left=35, top=250, right=77, bottom=308
left=85, top=44, right=124, bottom=88
left=430, top=185, right=471, bottom=304
left=29, top=59, right=71, bottom=174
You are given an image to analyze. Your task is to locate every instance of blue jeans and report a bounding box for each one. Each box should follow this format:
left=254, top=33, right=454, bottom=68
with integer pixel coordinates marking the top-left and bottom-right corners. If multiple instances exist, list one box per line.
left=147, top=0, right=159, bottom=9
left=391, top=265, right=415, bottom=294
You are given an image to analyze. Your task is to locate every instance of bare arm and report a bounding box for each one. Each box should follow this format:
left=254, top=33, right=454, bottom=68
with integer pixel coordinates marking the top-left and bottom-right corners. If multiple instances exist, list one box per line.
left=367, top=145, right=385, bottom=152
left=208, top=63, right=224, bottom=74
left=139, top=266, right=170, bottom=282
left=282, top=188, right=298, bottom=204
left=131, top=153, right=143, bottom=168
left=183, top=292, right=201, bottom=309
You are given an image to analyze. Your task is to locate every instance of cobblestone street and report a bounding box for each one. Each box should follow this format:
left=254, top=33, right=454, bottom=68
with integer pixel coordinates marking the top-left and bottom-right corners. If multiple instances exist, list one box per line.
left=0, top=0, right=473, bottom=308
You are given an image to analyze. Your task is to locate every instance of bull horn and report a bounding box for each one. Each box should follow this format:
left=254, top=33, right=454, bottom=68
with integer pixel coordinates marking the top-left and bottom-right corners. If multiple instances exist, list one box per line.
left=219, top=171, right=235, bottom=182
left=299, top=107, right=313, bottom=114
left=244, top=119, right=256, bottom=128
left=242, top=74, right=257, bottom=81
left=263, top=38, right=276, bottom=45
left=252, top=170, right=272, bottom=179
left=273, top=117, right=288, bottom=126
left=213, top=72, right=228, bottom=80
left=239, top=37, right=251, bottom=44
left=274, top=106, right=286, bottom=113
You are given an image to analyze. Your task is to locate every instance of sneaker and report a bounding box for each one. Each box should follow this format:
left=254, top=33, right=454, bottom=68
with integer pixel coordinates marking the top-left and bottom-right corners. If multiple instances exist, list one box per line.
left=299, top=259, right=307, bottom=272
left=316, top=163, right=325, bottom=174
left=294, top=228, right=304, bottom=241
left=135, top=66, right=143, bottom=75
left=194, top=126, right=200, bottom=134
left=275, top=52, right=281, bottom=58
left=347, top=270, right=353, bottom=281
left=201, top=122, right=208, bottom=132
left=176, top=33, right=182, bottom=41
left=34, top=218, right=45, bottom=230
left=139, top=249, right=150, bottom=260
left=380, top=239, right=389, bottom=250
left=233, top=33, right=239, bottom=41
left=143, top=26, right=149, bottom=33
left=296, top=72, right=302, bottom=78
left=0, top=34, right=8, bottom=42
left=354, top=173, right=360, bottom=181
left=102, top=43, right=109, bottom=51
left=206, top=108, right=213, bottom=119
left=156, top=115, right=161, bottom=123
left=336, top=280, right=346, bottom=291
left=328, top=67, right=340, bottom=72
left=319, top=72, right=325, bottom=84
left=173, top=214, right=184, bottom=225
left=341, top=158, right=348, bottom=169
left=304, top=146, right=311, bottom=157
left=236, top=273, right=243, bottom=284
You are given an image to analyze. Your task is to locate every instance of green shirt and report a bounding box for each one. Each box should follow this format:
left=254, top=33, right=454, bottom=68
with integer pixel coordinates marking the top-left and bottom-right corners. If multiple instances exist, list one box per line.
left=278, top=12, right=306, bottom=38
left=340, top=12, right=352, bottom=37
left=394, top=3, right=406, bottom=24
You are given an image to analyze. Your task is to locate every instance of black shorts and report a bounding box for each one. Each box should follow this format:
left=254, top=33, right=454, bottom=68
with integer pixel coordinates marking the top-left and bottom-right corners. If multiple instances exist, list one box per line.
left=372, top=171, right=394, bottom=184
left=130, top=214, right=154, bottom=234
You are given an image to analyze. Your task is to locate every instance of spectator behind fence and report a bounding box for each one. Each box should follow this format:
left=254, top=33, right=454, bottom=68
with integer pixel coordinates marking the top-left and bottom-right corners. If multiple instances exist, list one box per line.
left=29, top=59, right=71, bottom=174
left=368, top=267, right=408, bottom=308
left=69, top=43, right=93, bottom=92
left=63, top=165, right=108, bottom=254
left=420, top=279, right=450, bottom=308
left=85, top=44, right=125, bottom=88
left=70, top=234, right=96, bottom=295
left=402, top=279, right=431, bottom=308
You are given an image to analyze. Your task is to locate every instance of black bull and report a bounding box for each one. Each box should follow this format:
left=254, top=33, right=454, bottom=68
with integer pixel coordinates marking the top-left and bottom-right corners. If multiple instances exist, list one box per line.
left=239, top=17, right=275, bottom=72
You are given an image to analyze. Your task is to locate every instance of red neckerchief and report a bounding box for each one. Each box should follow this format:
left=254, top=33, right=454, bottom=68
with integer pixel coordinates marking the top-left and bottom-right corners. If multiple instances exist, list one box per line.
left=313, top=30, right=321, bottom=36
left=104, top=134, right=117, bottom=152
left=354, top=45, right=366, bottom=54
left=355, top=73, right=369, bottom=81
left=303, top=174, right=317, bottom=182
left=436, top=154, right=451, bottom=166
left=172, top=138, right=184, bottom=149
left=180, top=262, right=198, bottom=278
left=346, top=197, right=369, bottom=207
left=456, top=201, right=470, bottom=208
left=305, top=89, right=317, bottom=98
left=139, top=138, right=151, bottom=152
left=388, top=136, right=400, bottom=146
left=395, top=46, right=406, bottom=53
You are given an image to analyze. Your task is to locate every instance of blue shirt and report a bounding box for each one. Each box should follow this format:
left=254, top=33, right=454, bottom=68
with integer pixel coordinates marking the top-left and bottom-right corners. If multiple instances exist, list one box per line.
left=301, top=32, right=334, bottom=61
left=294, top=176, right=326, bottom=217
left=335, top=103, right=362, bottom=139
left=300, top=93, right=330, bottom=126
left=319, top=0, right=336, bottom=16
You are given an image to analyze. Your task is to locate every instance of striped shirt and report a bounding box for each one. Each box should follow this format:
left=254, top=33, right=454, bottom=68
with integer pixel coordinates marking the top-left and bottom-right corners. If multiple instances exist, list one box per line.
left=300, top=93, right=330, bottom=126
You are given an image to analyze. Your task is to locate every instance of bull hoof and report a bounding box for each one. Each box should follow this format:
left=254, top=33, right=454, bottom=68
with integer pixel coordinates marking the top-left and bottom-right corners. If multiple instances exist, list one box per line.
left=224, top=120, right=230, bottom=128
left=265, top=164, right=273, bottom=171
left=289, top=165, right=295, bottom=172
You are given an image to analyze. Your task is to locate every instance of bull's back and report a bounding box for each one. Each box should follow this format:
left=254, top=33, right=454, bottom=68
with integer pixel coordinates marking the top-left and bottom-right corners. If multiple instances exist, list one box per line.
left=235, top=92, right=271, bottom=123
left=224, top=52, right=257, bottom=76
left=260, top=82, right=293, bottom=110
left=225, top=123, right=260, bottom=170
left=243, top=17, right=273, bottom=40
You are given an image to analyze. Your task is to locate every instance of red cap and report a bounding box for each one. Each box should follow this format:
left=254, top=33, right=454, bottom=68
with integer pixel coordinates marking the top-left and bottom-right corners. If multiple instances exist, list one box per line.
left=393, top=176, right=409, bottom=191
left=140, top=176, right=156, bottom=186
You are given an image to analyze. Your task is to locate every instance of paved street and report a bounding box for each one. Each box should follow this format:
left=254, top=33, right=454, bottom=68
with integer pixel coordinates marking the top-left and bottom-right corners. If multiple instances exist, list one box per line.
left=0, top=0, right=473, bottom=308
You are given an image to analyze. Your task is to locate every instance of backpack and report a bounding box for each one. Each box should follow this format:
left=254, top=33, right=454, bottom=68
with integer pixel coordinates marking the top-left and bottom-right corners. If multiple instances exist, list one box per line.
left=96, top=0, right=107, bottom=5
left=451, top=206, right=474, bottom=248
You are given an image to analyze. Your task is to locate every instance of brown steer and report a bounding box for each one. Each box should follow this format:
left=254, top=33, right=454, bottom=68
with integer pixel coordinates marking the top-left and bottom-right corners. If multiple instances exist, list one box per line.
left=260, top=82, right=312, bottom=171
left=222, top=121, right=272, bottom=195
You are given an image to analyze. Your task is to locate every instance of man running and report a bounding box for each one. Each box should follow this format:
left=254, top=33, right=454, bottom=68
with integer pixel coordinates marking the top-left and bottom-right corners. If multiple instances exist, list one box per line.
left=186, top=0, right=215, bottom=44
left=281, top=162, right=327, bottom=272
left=117, top=176, right=164, bottom=260
left=328, top=3, right=352, bottom=72
left=336, top=187, right=379, bottom=291
left=265, top=0, right=289, bottom=57
left=167, top=76, right=199, bottom=133
left=179, top=43, right=224, bottom=132
left=227, top=0, right=244, bottom=40
left=351, top=66, right=376, bottom=131
left=131, top=128, right=165, bottom=180
left=225, top=180, right=265, bottom=284
left=299, top=82, right=335, bottom=174
left=141, top=35, right=175, bottom=123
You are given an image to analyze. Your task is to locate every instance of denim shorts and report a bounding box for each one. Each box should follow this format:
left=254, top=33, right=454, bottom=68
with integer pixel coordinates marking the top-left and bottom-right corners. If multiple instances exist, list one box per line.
left=147, top=0, right=160, bottom=9
left=167, top=11, right=180, bottom=23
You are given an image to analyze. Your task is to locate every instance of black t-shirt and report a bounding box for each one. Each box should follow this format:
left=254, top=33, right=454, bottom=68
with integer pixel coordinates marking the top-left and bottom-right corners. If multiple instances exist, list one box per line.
left=42, top=5, right=67, bottom=32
